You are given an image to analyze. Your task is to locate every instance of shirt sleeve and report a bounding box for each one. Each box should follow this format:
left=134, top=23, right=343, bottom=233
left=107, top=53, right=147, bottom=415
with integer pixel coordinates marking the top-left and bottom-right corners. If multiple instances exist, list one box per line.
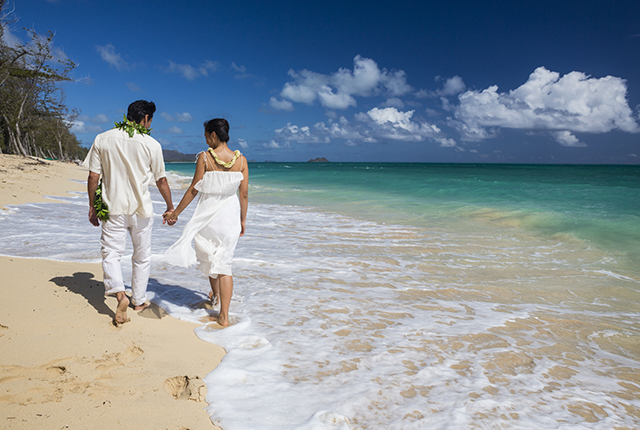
left=83, top=141, right=102, bottom=175
left=149, top=139, right=166, bottom=181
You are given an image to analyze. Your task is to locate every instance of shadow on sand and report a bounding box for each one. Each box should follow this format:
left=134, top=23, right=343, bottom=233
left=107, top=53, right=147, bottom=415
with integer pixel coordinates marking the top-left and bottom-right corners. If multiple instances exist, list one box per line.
left=48, top=274, right=212, bottom=320
left=49, top=271, right=114, bottom=319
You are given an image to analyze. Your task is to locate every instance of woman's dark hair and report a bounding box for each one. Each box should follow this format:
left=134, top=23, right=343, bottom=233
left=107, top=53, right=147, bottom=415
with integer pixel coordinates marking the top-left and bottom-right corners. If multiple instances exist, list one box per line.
left=127, top=100, right=156, bottom=123
left=204, top=118, right=230, bottom=142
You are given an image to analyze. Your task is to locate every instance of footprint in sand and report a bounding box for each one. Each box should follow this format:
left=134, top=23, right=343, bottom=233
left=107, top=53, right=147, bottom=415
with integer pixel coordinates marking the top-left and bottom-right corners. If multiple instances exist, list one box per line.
left=163, top=375, right=207, bottom=402
left=137, top=302, right=168, bottom=319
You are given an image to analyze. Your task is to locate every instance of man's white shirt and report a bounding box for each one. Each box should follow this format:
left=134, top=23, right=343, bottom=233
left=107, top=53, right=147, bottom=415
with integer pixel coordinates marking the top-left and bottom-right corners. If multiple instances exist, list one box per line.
left=84, top=128, right=166, bottom=218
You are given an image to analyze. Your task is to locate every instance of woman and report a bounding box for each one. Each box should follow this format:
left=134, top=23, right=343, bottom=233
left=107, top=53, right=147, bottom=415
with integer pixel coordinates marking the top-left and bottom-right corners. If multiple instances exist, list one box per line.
left=164, top=118, right=248, bottom=327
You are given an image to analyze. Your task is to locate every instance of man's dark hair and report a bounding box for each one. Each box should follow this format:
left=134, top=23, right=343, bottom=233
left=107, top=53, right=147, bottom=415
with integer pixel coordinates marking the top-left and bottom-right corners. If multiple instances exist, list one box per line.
left=127, top=100, right=156, bottom=123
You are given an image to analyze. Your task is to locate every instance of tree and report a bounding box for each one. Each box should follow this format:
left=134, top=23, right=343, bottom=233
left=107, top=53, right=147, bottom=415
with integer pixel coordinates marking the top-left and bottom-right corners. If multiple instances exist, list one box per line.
left=0, top=0, right=86, bottom=160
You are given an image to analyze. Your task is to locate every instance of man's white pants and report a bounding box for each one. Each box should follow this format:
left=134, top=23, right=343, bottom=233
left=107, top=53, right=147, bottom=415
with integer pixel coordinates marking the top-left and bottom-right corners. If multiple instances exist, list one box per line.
left=101, top=214, right=153, bottom=307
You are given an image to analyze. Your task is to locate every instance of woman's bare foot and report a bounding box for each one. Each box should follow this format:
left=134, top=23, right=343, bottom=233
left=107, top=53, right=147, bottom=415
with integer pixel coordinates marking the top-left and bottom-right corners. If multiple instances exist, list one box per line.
left=114, top=294, right=130, bottom=326
left=217, top=315, right=229, bottom=327
left=208, top=290, right=219, bottom=307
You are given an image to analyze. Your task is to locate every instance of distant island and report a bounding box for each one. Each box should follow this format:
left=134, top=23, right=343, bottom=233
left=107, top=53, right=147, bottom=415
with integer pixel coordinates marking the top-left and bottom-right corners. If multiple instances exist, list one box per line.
left=308, top=157, right=329, bottom=162
left=163, top=149, right=197, bottom=162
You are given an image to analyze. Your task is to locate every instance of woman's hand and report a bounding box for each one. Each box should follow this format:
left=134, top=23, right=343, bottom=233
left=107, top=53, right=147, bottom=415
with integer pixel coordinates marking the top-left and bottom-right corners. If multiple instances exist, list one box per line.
left=163, top=210, right=178, bottom=225
left=239, top=220, right=246, bottom=237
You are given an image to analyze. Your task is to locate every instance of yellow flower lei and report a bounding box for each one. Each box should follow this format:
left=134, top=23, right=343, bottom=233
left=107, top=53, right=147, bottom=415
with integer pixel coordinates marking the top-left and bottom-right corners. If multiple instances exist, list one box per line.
left=208, top=148, right=241, bottom=168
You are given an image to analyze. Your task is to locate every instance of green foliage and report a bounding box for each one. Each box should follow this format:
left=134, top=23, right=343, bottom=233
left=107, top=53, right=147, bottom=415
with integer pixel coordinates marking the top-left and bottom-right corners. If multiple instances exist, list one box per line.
left=0, top=6, right=82, bottom=159
left=114, top=115, right=152, bottom=138
left=93, top=180, right=110, bottom=221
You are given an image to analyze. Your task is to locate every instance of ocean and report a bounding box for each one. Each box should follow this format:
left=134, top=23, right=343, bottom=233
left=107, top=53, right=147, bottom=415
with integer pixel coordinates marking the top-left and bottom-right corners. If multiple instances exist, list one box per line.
left=1, top=162, right=639, bottom=429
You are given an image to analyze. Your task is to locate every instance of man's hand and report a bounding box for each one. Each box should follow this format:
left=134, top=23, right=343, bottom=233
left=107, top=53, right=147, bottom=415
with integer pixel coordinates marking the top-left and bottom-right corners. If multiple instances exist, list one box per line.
left=89, top=207, right=100, bottom=227
left=87, top=171, right=101, bottom=226
left=163, top=210, right=177, bottom=226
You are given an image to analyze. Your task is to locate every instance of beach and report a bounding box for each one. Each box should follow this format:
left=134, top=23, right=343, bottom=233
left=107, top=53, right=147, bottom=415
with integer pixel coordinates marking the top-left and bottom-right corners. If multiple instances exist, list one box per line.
left=0, top=154, right=224, bottom=430
left=1, top=158, right=639, bottom=429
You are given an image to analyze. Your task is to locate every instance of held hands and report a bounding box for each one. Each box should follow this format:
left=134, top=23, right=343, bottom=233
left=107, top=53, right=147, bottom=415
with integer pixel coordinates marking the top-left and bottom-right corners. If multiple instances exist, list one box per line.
left=163, top=210, right=178, bottom=226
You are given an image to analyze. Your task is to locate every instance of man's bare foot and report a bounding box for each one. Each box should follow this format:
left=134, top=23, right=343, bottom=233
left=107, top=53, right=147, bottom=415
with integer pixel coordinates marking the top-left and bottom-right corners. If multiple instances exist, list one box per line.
left=114, top=295, right=130, bottom=326
left=133, top=302, right=150, bottom=311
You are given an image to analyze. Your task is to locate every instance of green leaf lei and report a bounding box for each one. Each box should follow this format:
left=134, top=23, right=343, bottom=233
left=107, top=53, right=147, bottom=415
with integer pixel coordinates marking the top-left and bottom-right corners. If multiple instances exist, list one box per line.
left=114, top=115, right=151, bottom=138
left=93, top=179, right=109, bottom=222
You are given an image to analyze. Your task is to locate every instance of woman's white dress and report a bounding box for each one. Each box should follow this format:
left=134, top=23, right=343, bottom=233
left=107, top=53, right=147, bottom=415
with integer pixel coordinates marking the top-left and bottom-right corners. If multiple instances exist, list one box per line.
left=164, top=163, right=243, bottom=278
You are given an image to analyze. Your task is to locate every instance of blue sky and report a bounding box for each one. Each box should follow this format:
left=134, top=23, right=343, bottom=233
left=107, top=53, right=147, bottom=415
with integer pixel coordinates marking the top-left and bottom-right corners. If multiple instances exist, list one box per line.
left=5, top=0, right=640, bottom=163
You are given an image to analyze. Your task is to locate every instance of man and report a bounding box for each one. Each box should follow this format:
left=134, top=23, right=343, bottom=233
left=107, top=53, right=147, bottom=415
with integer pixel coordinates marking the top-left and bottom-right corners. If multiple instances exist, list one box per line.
left=85, top=100, right=174, bottom=325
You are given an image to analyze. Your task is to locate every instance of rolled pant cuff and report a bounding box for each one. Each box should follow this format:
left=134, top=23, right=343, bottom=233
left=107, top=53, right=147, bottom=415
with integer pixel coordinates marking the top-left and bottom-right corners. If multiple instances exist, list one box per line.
left=104, top=283, right=125, bottom=296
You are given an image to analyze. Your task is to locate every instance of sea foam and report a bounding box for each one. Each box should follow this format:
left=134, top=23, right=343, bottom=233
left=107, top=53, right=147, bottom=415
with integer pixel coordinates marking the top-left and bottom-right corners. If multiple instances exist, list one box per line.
left=1, top=187, right=639, bottom=429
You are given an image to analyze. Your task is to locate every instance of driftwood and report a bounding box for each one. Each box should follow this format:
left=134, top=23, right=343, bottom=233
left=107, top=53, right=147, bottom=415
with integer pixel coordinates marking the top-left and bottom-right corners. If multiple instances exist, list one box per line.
left=26, top=156, right=51, bottom=165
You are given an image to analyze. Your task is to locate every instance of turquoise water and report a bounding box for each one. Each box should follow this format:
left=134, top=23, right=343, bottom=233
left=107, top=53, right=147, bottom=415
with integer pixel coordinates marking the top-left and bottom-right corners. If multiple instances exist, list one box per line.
left=167, top=162, right=640, bottom=273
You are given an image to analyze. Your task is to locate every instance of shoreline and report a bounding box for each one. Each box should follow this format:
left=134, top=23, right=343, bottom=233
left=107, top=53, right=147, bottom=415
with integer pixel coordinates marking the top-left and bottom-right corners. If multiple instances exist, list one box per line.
left=0, top=154, right=87, bottom=209
left=0, top=154, right=224, bottom=429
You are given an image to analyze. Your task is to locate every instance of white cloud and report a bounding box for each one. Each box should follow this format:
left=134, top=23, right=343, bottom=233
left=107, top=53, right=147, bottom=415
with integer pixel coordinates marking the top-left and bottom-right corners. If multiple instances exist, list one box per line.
left=236, top=138, right=249, bottom=148
left=269, top=97, right=294, bottom=111
left=92, top=114, right=110, bottom=124
left=161, top=112, right=193, bottom=122
left=317, top=85, right=356, bottom=110
left=281, top=69, right=327, bottom=104
left=165, top=126, right=184, bottom=134
left=367, top=107, right=415, bottom=130
left=275, top=123, right=330, bottom=144
left=553, top=131, right=586, bottom=147
left=451, top=66, right=639, bottom=142
left=436, top=76, right=466, bottom=96
left=70, top=121, right=103, bottom=134
left=332, top=56, right=382, bottom=97
left=362, top=107, right=447, bottom=142
left=156, top=137, right=175, bottom=148
left=415, top=76, right=465, bottom=99
left=414, top=89, right=430, bottom=99
left=263, top=140, right=290, bottom=149
left=273, top=108, right=455, bottom=147
left=78, top=114, right=110, bottom=125
left=314, top=117, right=370, bottom=142
left=96, top=44, right=129, bottom=71
left=164, top=60, right=218, bottom=80
left=127, top=82, right=143, bottom=92
left=381, top=70, right=412, bottom=97
left=0, top=24, right=21, bottom=48
left=231, top=62, right=246, bottom=74
left=277, top=55, right=412, bottom=110
left=382, top=98, right=405, bottom=108
left=436, top=137, right=458, bottom=147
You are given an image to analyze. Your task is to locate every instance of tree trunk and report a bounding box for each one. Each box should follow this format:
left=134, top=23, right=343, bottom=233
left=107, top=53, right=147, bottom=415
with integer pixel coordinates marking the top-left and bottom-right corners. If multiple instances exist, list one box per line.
left=57, top=136, right=64, bottom=160
left=9, top=119, right=27, bottom=156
